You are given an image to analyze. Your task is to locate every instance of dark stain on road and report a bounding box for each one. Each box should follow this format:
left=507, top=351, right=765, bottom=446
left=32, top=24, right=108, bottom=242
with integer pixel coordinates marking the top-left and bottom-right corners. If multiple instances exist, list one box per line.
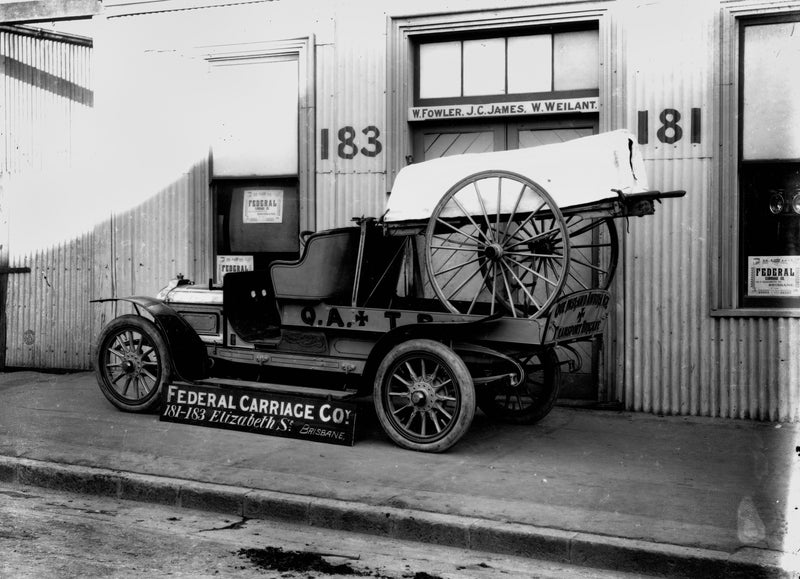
left=238, top=547, right=446, bottom=578
left=239, top=546, right=368, bottom=575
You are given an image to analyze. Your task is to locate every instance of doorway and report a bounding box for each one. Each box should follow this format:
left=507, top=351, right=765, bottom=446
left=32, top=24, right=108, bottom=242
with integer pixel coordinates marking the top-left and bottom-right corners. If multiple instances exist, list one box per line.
left=412, top=116, right=601, bottom=399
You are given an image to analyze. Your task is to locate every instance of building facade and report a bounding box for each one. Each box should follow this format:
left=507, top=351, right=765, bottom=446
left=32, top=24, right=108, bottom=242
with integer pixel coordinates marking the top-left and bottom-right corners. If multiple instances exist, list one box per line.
left=1, top=0, right=799, bottom=421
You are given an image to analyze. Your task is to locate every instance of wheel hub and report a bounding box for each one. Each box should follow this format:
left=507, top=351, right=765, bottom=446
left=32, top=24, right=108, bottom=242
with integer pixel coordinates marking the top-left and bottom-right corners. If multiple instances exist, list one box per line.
left=410, top=381, right=437, bottom=411
left=484, top=243, right=505, bottom=261
left=122, top=359, right=136, bottom=373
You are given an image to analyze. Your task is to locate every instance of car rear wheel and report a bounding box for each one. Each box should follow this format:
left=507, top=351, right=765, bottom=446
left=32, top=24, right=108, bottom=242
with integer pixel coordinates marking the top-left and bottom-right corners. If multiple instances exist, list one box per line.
left=374, top=339, right=475, bottom=453
left=94, top=315, right=171, bottom=412
left=477, top=348, right=560, bottom=425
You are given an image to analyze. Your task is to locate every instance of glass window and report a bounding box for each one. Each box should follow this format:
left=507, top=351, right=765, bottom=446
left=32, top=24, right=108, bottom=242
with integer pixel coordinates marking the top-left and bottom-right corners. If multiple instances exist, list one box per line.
left=463, top=38, right=506, bottom=96
left=419, top=41, right=461, bottom=99
left=738, top=17, right=800, bottom=308
left=742, top=23, right=800, bottom=160
left=416, top=28, right=598, bottom=102
left=507, top=35, right=552, bottom=93
left=210, top=57, right=298, bottom=177
left=553, top=30, right=599, bottom=91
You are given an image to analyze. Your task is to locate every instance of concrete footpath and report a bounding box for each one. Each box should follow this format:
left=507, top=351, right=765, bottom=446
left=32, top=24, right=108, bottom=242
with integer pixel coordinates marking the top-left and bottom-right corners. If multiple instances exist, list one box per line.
left=0, top=371, right=798, bottom=578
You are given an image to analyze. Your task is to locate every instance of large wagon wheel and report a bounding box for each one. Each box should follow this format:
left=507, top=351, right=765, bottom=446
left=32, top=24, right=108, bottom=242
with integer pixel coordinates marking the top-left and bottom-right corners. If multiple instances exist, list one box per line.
left=424, top=170, right=570, bottom=319
left=561, top=216, right=619, bottom=292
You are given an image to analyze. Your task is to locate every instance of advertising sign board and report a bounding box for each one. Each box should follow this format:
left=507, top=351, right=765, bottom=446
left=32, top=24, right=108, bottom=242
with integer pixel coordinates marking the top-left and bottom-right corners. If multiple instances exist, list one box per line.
left=160, top=383, right=357, bottom=446
left=543, top=290, right=611, bottom=344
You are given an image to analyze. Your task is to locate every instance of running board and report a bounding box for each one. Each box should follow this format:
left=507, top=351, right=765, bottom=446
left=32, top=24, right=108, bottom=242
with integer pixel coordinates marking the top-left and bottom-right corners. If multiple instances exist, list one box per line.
left=175, top=377, right=361, bottom=401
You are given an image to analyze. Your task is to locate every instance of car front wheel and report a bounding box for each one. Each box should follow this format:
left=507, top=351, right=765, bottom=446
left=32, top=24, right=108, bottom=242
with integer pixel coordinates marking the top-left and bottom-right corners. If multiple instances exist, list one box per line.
left=94, top=315, right=171, bottom=412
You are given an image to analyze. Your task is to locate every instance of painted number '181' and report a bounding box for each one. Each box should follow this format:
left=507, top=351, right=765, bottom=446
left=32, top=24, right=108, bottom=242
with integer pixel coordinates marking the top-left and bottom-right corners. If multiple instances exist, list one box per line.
left=637, top=108, right=702, bottom=145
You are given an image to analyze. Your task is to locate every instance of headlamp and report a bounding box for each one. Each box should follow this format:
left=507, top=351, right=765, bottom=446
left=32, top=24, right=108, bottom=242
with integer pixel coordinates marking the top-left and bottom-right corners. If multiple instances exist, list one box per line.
left=769, top=191, right=785, bottom=215
left=792, top=191, right=800, bottom=215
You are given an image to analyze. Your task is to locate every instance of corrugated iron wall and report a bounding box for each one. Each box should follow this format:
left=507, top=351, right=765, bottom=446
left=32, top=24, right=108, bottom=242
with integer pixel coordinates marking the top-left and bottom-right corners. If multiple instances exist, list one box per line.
left=316, top=4, right=388, bottom=230
left=620, top=0, right=800, bottom=421
left=1, top=28, right=95, bottom=369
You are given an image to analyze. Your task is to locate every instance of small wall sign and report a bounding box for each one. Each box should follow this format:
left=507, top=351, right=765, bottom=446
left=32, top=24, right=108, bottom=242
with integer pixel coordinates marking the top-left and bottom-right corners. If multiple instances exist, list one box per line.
left=748, top=256, right=800, bottom=297
left=409, top=97, right=598, bottom=121
left=160, top=383, right=357, bottom=446
left=243, top=189, right=284, bottom=223
left=216, top=255, right=254, bottom=282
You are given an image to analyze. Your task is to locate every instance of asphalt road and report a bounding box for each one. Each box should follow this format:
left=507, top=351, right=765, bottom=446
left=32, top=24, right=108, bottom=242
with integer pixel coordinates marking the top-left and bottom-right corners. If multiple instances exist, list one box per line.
left=0, top=482, right=647, bottom=579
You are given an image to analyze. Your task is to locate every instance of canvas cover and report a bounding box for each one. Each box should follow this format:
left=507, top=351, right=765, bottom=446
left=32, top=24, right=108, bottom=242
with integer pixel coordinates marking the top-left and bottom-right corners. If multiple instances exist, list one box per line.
left=384, top=130, right=649, bottom=223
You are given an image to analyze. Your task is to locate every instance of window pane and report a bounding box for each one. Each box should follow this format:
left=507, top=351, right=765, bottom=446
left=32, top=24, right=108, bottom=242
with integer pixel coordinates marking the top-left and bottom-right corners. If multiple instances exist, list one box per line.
left=419, top=42, right=462, bottom=99
left=463, top=38, right=506, bottom=96
left=743, top=23, right=800, bottom=160
left=211, top=58, right=298, bottom=177
left=507, top=35, right=552, bottom=93
left=553, top=30, right=599, bottom=91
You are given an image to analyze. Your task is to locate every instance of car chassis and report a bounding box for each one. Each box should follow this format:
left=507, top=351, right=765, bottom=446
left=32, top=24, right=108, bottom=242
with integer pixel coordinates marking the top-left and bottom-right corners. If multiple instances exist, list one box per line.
left=92, top=132, right=684, bottom=452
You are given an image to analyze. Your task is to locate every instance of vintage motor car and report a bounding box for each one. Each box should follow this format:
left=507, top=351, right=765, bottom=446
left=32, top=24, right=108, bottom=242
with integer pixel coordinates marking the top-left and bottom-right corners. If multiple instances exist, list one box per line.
left=92, top=130, right=684, bottom=452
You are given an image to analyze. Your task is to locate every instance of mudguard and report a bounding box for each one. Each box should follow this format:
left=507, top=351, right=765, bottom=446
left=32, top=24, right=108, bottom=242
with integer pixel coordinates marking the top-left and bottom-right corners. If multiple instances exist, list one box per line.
left=91, top=296, right=209, bottom=381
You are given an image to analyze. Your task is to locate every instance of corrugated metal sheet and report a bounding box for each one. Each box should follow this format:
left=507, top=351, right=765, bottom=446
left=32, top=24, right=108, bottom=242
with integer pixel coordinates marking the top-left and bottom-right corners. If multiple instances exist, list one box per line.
left=0, top=28, right=93, bottom=174
left=620, top=1, right=716, bottom=417
left=619, top=0, right=800, bottom=422
left=1, top=28, right=95, bottom=369
left=316, top=4, right=388, bottom=230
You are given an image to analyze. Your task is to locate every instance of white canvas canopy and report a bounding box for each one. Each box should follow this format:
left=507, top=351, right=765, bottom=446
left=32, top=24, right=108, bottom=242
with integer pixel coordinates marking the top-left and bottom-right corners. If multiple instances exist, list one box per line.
left=384, top=130, right=649, bottom=223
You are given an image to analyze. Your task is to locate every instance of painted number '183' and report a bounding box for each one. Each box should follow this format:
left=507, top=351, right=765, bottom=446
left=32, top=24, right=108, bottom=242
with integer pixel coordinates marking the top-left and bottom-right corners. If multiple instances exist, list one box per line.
left=321, top=126, right=383, bottom=160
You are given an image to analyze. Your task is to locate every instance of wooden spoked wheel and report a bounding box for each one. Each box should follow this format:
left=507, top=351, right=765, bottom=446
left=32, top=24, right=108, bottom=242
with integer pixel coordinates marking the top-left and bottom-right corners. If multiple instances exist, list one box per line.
left=561, top=216, right=619, bottom=292
left=424, top=171, right=570, bottom=319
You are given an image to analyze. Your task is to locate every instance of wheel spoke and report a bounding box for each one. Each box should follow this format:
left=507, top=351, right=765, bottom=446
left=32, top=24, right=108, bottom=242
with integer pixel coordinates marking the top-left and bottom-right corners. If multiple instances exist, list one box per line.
left=430, top=411, right=442, bottom=433
left=404, top=362, right=418, bottom=381
left=430, top=243, right=482, bottom=252
left=502, top=183, right=527, bottom=244
left=504, top=226, right=561, bottom=250
left=393, top=373, right=412, bottom=388
left=467, top=262, right=493, bottom=314
left=435, top=378, right=452, bottom=390
left=121, top=375, right=133, bottom=396
left=435, top=218, right=485, bottom=245
left=501, top=260, right=542, bottom=311
left=505, top=201, right=546, bottom=242
left=499, top=266, right=517, bottom=318
left=568, top=218, right=605, bottom=238
left=449, top=195, right=493, bottom=244
left=472, top=182, right=496, bottom=242
left=435, top=255, right=482, bottom=276
left=445, top=263, right=483, bottom=301
left=508, top=257, right=560, bottom=287
left=571, top=256, right=608, bottom=274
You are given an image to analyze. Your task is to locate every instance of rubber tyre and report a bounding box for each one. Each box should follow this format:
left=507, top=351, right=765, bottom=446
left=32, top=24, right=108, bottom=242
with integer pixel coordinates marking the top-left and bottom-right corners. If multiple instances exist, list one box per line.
left=373, top=339, right=475, bottom=453
left=94, top=315, right=172, bottom=412
left=477, top=348, right=560, bottom=425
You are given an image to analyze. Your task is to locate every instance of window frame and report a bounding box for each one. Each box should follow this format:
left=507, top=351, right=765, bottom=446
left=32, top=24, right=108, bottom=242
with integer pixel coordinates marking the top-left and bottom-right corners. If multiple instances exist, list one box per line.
left=412, top=23, right=600, bottom=108
left=714, top=7, right=800, bottom=317
left=199, top=36, right=316, bottom=248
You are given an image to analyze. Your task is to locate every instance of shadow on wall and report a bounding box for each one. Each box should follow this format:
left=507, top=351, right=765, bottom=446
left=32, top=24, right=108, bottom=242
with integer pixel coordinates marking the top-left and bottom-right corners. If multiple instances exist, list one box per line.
left=1, top=160, right=211, bottom=371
